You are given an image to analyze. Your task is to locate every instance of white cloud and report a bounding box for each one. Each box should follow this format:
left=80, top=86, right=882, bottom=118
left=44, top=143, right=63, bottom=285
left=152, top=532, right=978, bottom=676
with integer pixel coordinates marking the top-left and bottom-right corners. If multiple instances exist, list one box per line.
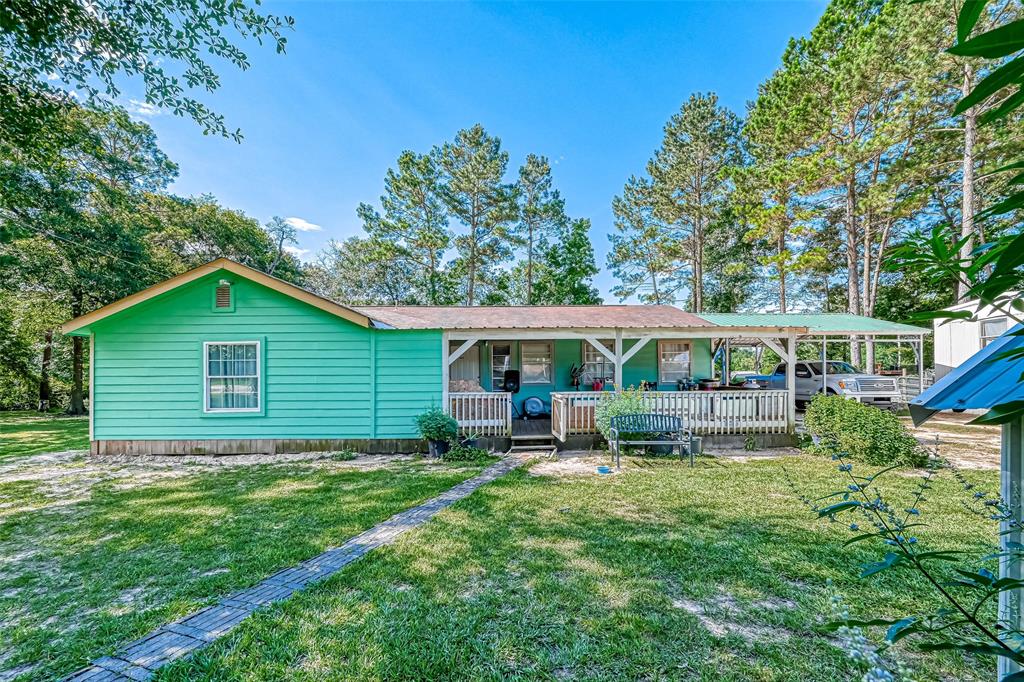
left=284, top=217, right=322, bottom=232
left=46, top=73, right=60, bottom=81
left=283, top=245, right=311, bottom=259
left=126, top=99, right=161, bottom=117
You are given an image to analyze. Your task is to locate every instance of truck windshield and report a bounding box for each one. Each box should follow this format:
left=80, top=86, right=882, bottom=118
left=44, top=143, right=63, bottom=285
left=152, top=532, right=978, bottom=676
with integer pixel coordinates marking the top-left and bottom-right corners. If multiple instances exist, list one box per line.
left=807, top=361, right=859, bottom=375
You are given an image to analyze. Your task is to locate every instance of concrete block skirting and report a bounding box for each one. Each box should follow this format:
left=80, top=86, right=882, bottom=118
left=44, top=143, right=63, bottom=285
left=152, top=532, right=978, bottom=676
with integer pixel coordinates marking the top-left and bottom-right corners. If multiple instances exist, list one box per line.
left=90, top=438, right=428, bottom=457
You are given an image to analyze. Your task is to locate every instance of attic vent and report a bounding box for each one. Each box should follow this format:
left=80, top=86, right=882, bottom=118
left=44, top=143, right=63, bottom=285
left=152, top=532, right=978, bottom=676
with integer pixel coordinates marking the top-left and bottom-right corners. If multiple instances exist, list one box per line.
left=215, top=283, right=232, bottom=309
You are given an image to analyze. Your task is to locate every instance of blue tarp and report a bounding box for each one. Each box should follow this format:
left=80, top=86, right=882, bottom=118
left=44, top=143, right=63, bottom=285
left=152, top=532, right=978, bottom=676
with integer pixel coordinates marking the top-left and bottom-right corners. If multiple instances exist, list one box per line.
left=910, top=324, right=1024, bottom=425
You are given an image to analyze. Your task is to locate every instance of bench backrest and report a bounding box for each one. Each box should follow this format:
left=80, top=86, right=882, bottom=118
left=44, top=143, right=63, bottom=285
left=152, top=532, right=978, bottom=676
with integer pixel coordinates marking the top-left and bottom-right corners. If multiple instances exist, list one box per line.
left=610, top=413, right=682, bottom=434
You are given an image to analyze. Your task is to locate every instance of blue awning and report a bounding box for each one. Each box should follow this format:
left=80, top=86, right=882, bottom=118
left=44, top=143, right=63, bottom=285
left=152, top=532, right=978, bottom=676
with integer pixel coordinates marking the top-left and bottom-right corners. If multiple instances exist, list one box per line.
left=910, top=324, right=1024, bottom=425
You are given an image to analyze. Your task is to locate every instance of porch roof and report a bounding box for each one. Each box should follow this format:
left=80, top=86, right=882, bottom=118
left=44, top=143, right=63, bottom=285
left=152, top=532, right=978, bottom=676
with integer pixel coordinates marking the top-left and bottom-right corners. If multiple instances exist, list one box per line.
left=355, top=305, right=714, bottom=330
left=699, top=313, right=928, bottom=337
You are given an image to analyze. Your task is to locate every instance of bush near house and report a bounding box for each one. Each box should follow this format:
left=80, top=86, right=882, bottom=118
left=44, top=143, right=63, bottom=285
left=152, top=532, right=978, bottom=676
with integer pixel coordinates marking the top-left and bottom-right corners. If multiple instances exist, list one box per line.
left=804, top=395, right=927, bottom=467
left=594, top=386, right=651, bottom=441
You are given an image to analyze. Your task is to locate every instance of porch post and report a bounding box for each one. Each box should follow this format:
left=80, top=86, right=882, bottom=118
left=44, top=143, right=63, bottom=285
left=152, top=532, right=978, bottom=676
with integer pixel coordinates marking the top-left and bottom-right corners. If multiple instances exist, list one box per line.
left=441, top=331, right=450, bottom=414
left=722, top=338, right=731, bottom=386
left=821, top=335, right=827, bottom=396
left=614, top=328, right=623, bottom=391
left=1000, top=415, right=1024, bottom=680
left=917, top=334, right=925, bottom=395
left=786, top=333, right=797, bottom=433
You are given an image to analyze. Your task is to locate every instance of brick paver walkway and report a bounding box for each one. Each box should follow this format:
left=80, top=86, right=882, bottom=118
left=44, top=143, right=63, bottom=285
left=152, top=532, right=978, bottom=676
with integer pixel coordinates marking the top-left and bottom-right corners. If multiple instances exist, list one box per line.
left=64, top=456, right=525, bottom=681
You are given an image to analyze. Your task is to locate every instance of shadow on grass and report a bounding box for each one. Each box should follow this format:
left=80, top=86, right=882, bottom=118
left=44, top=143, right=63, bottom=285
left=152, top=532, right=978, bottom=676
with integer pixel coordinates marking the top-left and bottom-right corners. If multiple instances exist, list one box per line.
left=0, top=461, right=478, bottom=682
left=160, top=458, right=997, bottom=682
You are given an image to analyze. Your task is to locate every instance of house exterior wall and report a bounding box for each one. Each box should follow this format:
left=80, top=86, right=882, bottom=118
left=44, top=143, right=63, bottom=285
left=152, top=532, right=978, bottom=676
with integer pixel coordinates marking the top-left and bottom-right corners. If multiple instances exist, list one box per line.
left=90, top=272, right=441, bottom=445
left=934, top=297, right=1018, bottom=380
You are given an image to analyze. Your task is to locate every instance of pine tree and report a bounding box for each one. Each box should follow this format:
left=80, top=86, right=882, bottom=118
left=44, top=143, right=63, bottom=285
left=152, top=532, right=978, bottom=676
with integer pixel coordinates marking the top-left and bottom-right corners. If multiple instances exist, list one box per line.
left=607, top=177, right=685, bottom=303
left=436, top=125, right=518, bottom=305
left=533, top=218, right=601, bottom=305
left=515, top=154, right=566, bottom=304
left=357, top=150, right=451, bottom=303
left=647, top=92, right=744, bottom=312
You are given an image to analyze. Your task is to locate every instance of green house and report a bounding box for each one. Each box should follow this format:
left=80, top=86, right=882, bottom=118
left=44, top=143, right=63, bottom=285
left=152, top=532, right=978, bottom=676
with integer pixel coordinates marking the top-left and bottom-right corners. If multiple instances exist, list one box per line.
left=61, top=259, right=925, bottom=455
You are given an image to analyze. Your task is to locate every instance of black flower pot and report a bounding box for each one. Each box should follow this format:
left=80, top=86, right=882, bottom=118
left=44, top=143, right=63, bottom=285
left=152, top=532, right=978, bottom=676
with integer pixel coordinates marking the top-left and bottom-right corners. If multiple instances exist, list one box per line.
left=648, top=434, right=674, bottom=456
left=428, top=439, right=450, bottom=458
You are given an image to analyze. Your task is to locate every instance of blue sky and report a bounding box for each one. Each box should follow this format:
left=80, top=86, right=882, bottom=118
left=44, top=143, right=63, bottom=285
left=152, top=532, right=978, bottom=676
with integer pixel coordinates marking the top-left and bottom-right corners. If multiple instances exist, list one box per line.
left=133, top=1, right=826, bottom=300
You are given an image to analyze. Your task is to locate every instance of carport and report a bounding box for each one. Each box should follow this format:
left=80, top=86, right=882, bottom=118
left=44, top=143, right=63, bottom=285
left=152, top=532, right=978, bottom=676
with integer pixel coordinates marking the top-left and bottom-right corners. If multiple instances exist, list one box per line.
left=699, top=313, right=931, bottom=401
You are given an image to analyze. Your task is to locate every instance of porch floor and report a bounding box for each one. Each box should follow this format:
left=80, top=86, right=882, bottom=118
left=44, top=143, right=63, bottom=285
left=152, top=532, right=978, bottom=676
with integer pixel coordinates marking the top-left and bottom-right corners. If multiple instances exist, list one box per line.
left=512, top=418, right=552, bottom=437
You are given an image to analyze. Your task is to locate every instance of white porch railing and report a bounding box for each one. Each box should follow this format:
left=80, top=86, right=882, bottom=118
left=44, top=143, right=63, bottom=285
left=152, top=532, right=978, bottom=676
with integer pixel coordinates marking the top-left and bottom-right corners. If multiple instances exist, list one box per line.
left=551, top=390, right=791, bottom=440
left=448, top=392, right=512, bottom=436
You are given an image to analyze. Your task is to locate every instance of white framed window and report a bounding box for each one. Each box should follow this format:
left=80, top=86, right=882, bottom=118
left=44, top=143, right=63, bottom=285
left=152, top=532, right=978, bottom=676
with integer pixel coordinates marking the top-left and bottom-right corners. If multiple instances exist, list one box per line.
left=491, top=342, right=512, bottom=390
left=204, top=341, right=260, bottom=412
left=582, top=339, right=614, bottom=385
left=658, top=341, right=691, bottom=385
left=521, top=341, right=553, bottom=384
left=981, top=316, right=1008, bottom=348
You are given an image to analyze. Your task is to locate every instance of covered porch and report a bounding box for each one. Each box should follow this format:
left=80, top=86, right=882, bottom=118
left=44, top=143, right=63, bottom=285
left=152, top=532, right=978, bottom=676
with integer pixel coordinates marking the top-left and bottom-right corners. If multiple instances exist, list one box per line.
left=442, top=324, right=802, bottom=443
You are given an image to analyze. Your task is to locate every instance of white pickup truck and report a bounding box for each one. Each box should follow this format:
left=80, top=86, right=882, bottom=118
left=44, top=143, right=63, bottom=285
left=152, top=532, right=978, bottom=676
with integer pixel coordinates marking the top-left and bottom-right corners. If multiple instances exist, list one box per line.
left=758, top=360, right=902, bottom=409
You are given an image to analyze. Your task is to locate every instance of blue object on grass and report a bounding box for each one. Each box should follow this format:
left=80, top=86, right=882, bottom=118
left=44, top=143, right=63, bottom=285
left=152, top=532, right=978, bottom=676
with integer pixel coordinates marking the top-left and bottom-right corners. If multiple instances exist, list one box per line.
left=596, top=465, right=611, bottom=474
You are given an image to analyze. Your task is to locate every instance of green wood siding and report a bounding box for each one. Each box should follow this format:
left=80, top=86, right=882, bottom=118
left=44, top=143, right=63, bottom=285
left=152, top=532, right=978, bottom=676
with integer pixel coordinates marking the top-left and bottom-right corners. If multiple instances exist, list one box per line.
left=89, top=267, right=715, bottom=442
left=374, top=330, right=442, bottom=438
left=91, top=271, right=441, bottom=440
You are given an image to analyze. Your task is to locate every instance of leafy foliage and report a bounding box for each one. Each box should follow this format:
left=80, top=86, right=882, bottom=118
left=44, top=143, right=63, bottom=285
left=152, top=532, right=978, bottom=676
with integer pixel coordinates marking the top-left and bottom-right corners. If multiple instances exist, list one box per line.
left=804, top=395, right=926, bottom=467
left=0, top=0, right=293, bottom=151
left=593, top=386, right=650, bottom=441
left=442, top=441, right=494, bottom=463
left=787, top=452, right=1021, bottom=675
left=414, top=407, right=459, bottom=443
left=346, top=125, right=600, bottom=306
left=609, top=94, right=748, bottom=311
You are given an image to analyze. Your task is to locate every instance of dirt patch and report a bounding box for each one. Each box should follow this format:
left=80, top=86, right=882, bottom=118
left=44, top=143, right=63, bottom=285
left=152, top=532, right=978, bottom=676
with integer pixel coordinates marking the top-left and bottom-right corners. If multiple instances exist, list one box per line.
left=670, top=589, right=797, bottom=643
left=0, top=451, right=422, bottom=507
left=527, top=452, right=616, bottom=477
left=902, top=414, right=1000, bottom=470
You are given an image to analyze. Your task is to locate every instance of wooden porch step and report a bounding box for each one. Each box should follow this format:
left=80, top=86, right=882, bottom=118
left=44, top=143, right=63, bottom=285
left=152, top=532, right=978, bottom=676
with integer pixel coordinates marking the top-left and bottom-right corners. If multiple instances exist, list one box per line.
left=509, top=444, right=558, bottom=454
left=511, top=434, right=555, bottom=442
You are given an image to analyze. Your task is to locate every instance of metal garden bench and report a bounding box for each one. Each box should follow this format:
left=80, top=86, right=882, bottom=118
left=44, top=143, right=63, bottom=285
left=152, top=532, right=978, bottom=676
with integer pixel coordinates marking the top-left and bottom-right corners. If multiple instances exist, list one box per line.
left=609, top=413, right=694, bottom=469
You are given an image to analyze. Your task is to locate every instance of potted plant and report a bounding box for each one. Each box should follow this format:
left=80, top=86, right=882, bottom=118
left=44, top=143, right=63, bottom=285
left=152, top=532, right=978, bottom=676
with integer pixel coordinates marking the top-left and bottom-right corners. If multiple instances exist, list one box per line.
left=415, top=407, right=459, bottom=457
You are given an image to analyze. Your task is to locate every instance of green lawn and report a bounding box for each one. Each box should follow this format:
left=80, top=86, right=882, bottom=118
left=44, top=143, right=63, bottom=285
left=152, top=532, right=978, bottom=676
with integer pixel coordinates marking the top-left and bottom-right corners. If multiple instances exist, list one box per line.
left=158, top=456, right=998, bottom=682
left=0, top=410, right=89, bottom=461
left=0, top=452, right=484, bottom=681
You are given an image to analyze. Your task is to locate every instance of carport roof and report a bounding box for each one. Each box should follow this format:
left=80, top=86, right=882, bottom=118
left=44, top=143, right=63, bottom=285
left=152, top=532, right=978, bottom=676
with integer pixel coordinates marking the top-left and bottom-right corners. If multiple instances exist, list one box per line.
left=698, top=313, right=928, bottom=336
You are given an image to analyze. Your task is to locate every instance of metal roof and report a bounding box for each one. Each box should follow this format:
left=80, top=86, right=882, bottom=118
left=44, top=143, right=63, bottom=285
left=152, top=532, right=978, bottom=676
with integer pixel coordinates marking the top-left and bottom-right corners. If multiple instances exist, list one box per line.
left=354, top=305, right=714, bottom=330
left=909, top=324, right=1024, bottom=425
left=698, top=313, right=928, bottom=336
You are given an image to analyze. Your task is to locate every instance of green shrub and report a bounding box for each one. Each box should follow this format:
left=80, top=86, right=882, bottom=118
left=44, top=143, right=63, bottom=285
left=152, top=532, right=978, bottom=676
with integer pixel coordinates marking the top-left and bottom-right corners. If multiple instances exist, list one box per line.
left=594, top=386, right=651, bottom=441
left=415, top=406, right=459, bottom=442
left=443, top=441, right=494, bottom=463
left=804, top=395, right=926, bottom=467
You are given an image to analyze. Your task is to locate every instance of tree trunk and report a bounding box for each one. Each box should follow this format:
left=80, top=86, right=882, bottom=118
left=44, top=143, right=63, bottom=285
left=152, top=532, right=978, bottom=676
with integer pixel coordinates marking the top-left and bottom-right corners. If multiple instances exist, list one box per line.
left=38, top=330, right=52, bottom=412
left=692, top=220, right=704, bottom=313
left=68, top=293, right=87, bottom=415
left=526, top=225, right=534, bottom=305
left=845, top=173, right=862, bottom=367
left=959, top=62, right=978, bottom=302
left=466, top=224, right=477, bottom=306
left=778, top=231, right=787, bottom=313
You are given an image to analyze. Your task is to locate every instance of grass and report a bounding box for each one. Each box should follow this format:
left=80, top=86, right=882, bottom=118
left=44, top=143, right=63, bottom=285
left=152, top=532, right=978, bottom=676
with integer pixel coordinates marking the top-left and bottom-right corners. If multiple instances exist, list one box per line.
left=0, top=410, right=89, bottom=462
left=158, top=456, right=999, bottom=682
left=0, top=454, right=485, bottom=681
